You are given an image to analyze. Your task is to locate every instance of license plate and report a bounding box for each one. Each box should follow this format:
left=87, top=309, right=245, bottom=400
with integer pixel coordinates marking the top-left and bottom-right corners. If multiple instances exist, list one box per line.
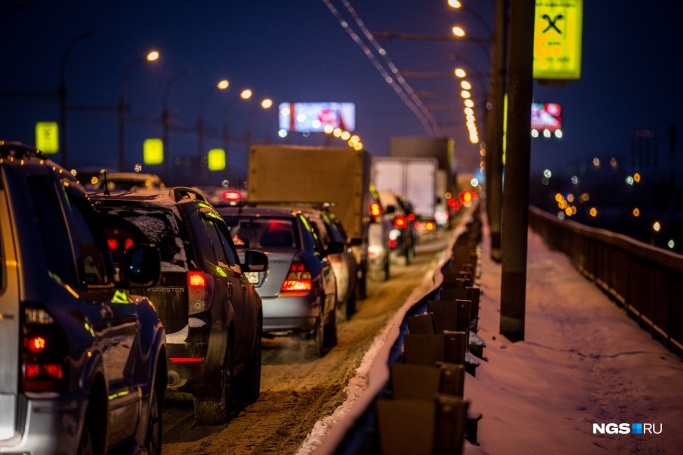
left=244, top=272, right=259, bottom=284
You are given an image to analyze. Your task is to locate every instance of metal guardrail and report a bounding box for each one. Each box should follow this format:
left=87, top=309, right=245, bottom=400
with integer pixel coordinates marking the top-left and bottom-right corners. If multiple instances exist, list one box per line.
left=529, top=206, right=683, bottom=357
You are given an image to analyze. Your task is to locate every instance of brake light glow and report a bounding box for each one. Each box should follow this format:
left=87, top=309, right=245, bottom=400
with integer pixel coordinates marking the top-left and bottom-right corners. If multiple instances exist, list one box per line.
left=369, top=202, right=382, bottom=217
left=188, top=271, right=212, bottom=314
left=22, top=307, right=67, bottom=392
left=408, top=213, right=415, bottom=221
left=394, top=215, right=407, bottom=229
left=389, top=239, right=397, bottom=249
left=168, top=357, right=204, bottom=364
left=107, top=237, right=134, bottom=250
left=107, top=238, right=117, bottom=250
left=281, top=262, right=312, bottom=291
left=222, top=191, right=241, bottom=202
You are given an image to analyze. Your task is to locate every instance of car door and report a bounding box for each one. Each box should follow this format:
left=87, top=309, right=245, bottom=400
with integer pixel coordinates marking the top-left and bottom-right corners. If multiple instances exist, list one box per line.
left=62, top=186, right=141, bottom=445
left=202, top=215, right=250, bottom=362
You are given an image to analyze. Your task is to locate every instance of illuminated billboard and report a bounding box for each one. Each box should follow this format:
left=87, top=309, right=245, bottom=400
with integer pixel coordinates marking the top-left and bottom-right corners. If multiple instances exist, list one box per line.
left=531, top=102, right=561, bottom=133
left=278, top=102, right=355, bottom=133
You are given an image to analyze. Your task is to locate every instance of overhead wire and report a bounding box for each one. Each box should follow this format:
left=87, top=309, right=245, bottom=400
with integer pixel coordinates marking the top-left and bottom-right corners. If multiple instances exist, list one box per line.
left=322, top=0, right=441, bottom=136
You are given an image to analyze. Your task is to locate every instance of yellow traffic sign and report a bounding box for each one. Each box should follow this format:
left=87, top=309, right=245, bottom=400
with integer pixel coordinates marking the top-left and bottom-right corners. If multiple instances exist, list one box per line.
left=208, top=148, right=226, bottom=171
left=533, top=0, right=583, bottom=80
left=35, top=121, right=59, bottom=153
left=143, top=138, right=163, bottom=165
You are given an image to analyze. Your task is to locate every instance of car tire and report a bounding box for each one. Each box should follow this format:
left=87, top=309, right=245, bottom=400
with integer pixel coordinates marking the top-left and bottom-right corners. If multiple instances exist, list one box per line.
left=382, top=257, right=390, bottom=281
left=78, top=421, right=94, bottom=455
left=405, top=245, right=414, bottom=265
left=243, top=322, right=262, bottom=402
left=345, top=290, right=357, bottom=319
left=144, top=374, right=162, bottom=455
left=307, top=314, right=325, bottom=358
left=194, top=339, right=234, bottom=425
left=323, top=304, right=338, bottom=350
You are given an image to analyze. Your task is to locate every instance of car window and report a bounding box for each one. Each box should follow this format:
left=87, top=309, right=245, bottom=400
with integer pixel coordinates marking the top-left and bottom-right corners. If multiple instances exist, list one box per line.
left=203, top=218, right=237, bottom=267
left=225, top=216, right=297, bottom=250
left=66, top=193, right=110, bottom=286
left=26, top=176, right=77, bottom=288
left=322, top=213, right=346, bottom=243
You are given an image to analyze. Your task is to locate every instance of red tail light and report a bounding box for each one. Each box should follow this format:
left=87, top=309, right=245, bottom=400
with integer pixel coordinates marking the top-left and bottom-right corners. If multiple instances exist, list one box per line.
left=22, top=307, right=67, bottom=392
left=281, top=262, right=312, bottom=292
left=222, top=191, right=241, bottom=202
left=394, top=215, right=407, bottom=229
left=188, top=271, right=213, bottom=314
left=408, top=213, right=415, bottom=221
left=107, top=237, right=134, bottom=251
left=389, top=239, right=398, bottom=249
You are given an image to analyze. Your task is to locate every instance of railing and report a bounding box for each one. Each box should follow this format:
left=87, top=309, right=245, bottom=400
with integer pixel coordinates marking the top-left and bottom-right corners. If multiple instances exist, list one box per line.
left=529, top=206, right=683, bottom=357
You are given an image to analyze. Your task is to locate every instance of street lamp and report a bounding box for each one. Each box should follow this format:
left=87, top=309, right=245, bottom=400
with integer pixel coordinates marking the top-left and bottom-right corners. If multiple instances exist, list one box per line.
left=162, top=67, right=193, bottom=183
left=221, top=88, right=253, bottom=175
left=196, top=79, right=230, bottom=171
left=59, top=27, right=98, bottom=169
left=118, top=50, right=160, bottom=172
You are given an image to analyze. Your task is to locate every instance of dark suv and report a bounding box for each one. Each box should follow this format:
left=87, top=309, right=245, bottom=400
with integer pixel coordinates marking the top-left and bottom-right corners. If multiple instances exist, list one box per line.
left=0, top=141, right=166, bottom=453
left=91, top=186, right=268, bottom=424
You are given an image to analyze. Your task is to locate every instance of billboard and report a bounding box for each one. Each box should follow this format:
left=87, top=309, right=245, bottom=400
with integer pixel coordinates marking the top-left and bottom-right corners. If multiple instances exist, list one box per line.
left=278, top=102, right=355, bottom=133
left=533, top=0, right=583, bottom=79
left=531, top=102, right=561, bottom=133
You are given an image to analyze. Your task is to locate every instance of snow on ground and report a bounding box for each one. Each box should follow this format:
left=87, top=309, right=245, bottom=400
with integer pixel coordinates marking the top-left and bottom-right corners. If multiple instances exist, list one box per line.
left=464, top=227, right=683, bottom=455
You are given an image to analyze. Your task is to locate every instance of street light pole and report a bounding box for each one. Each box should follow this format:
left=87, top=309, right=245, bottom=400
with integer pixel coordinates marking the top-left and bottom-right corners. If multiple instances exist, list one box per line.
left=197, top=79, right=230, bottom=181
left=118, top=50, right=159, bottom=172
left=221, top=89, right=252, bottom=179
left=162, top=67, right=192, bottom=184
left=58, top=27, right=98, bottom=169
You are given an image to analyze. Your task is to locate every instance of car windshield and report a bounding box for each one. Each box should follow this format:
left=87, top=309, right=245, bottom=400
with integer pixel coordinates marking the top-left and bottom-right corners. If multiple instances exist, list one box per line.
left=224, top=216, right=297, bottom=250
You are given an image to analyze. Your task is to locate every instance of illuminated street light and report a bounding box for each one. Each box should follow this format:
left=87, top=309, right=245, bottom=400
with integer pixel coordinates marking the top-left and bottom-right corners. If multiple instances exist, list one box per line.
left=454, top=68, right=467, bottom=78
left=451, top=26, right=466, bottom=37
left=118, top=49, right=160, bottom=172
left=447, top=0, right=462, bottom=7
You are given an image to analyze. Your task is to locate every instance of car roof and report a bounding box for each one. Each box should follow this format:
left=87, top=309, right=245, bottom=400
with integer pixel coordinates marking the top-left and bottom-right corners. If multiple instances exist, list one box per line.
left=215, top=205, right=300, bottom=218
left=90, top=186, right=209, bottom=211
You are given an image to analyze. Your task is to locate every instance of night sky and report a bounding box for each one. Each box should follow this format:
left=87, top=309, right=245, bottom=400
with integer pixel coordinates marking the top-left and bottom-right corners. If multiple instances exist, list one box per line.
left=1, top=0, right=681, bottom=183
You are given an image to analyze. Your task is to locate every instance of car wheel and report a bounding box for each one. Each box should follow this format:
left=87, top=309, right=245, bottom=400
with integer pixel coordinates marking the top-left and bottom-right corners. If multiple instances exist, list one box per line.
left=77, top=421, right=94, bottom=455
left=323, top=303, right=338, bottom=350
left=345, top=289, right=357, bottom=319
left=405, top=245, right=414, bottom=265
left=194, top=339, right=234, bottom=424
left=144, top=376, right=162, bottom=455
left=307, top=314, right=325, bottom=358
left=244, top=322, right=262, bottom=402
left=382, top=256, right=390, bottom=281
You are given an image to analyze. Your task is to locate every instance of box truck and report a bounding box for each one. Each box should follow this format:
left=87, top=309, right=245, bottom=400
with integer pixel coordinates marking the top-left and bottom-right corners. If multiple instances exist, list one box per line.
left=248, top=145, right=391, bottom=298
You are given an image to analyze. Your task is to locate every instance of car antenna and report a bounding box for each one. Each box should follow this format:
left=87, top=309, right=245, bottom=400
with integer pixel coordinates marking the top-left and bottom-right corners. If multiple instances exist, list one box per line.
left=102, top=169, right=110, bottom=196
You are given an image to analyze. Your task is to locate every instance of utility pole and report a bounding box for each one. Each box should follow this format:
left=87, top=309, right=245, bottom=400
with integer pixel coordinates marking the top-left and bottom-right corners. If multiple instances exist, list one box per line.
left=485, top=0, right=508, bottom=263
left=500, top=0, right=535, bottom=342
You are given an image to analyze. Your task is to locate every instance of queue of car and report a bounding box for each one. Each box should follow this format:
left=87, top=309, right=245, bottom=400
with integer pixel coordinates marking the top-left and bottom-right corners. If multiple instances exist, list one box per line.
left=0, top=142, right=426, bottom=452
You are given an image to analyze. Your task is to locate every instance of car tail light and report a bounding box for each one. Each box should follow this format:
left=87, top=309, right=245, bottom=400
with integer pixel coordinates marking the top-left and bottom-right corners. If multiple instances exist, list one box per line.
left=408, top=213, right=415, bottom=221
left=22, top=306, right=68, bottom=392
left=369, top=202, right=382, bottom=217
left=168, top=357, right=204, bottom=364
left=394, top=215, right=407, bottom=229
left=222, top=191, right=241, bottom=203
left=188, top=271, right=214, bottom=315
left=107, top=237, right=134, bottom=251
left=389, top=239, right=397, bottom=249
left=281, top=262, right=312, bottom=292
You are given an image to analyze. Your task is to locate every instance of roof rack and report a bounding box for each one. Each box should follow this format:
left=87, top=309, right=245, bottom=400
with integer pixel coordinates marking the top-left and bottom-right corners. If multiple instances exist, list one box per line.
left=169, top=186, right=209, bottom=203
left=0, top=141, right=48, bottom=160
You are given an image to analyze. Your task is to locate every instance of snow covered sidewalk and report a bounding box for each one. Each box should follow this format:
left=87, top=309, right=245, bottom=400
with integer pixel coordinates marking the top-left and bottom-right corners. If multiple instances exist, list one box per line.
left=464, top=228, right=683, bottom=455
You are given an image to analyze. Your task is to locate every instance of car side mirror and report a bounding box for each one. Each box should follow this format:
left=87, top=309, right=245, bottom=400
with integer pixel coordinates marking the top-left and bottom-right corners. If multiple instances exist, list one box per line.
left=325, top=241, right=345, bottom=255
left=243, top=249, right=269, bottom=272
left=121, top=244, right=161, bottom=287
